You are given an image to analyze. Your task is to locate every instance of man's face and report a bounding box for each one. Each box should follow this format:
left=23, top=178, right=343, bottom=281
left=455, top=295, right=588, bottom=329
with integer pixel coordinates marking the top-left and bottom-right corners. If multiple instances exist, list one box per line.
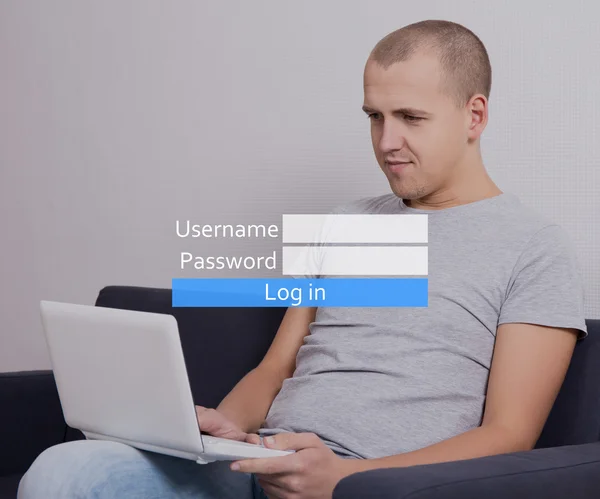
left=363, top=52, right=470, bottom=200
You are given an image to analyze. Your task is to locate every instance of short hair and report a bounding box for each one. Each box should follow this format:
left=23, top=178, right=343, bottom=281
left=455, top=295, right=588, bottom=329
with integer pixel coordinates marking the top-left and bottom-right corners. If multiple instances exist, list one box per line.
left=368, top=20, right=492, bottom=109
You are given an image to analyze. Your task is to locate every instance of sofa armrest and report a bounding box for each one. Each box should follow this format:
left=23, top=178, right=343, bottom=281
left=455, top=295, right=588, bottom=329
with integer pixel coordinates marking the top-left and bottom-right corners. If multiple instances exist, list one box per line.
left=333, top=442, right=600, bottom=499
left=0, top=370, right=67, bottom=477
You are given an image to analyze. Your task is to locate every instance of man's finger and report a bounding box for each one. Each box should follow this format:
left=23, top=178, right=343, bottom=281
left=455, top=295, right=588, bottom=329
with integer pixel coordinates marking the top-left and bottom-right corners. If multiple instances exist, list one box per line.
left=263, top=432, right=322, bottom=451
left=231, top=454, right=297, bottom=474
left=258, top=472, right=305, bottom=495
left=257, top=476, right=288, bottom=499
left=245, top=433, right=261, bottom=445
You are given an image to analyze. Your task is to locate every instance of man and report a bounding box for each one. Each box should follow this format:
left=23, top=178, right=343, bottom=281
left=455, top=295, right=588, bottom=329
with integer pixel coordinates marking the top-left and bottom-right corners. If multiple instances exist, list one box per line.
left=19, top=19, right=587, bottom=499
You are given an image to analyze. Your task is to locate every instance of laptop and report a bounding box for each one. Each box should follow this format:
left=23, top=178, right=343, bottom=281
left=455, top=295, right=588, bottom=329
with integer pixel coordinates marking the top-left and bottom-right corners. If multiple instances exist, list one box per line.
left=39, top=300, right=293, bottom=463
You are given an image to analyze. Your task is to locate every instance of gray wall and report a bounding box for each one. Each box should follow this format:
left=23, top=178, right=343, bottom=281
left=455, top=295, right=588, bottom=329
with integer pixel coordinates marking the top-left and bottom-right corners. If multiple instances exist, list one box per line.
left=1, top=1, right=598, bottom=372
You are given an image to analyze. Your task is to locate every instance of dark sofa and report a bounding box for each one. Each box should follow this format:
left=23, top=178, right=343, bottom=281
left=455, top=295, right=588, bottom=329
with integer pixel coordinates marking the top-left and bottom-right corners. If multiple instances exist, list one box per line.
left=1, top=285, right=599, bottom=498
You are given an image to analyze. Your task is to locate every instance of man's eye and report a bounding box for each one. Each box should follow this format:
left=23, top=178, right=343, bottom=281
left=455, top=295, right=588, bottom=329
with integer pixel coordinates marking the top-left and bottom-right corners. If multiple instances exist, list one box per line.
left=366, top=113, right=423, bottom=123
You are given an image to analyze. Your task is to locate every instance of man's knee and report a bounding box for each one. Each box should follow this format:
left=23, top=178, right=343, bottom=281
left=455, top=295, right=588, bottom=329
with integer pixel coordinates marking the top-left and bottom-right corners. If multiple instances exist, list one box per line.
left=17, top=440, right=143, bottom=499
left=18, top=439, right=254, bottom=499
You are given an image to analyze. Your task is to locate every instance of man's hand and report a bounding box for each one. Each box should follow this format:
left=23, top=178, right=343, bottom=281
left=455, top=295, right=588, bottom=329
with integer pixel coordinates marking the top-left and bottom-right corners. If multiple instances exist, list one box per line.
left=195, top=405, right=255, bottom=442
left=230, top=432, right=354, bottom=499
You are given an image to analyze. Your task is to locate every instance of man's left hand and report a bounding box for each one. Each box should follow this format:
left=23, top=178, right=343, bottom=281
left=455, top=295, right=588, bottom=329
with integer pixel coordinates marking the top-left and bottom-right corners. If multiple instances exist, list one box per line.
left=230, top=432, right=355, bottom=499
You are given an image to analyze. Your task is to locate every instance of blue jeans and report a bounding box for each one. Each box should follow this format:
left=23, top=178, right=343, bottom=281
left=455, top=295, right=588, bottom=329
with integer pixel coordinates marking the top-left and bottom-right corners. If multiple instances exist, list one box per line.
left=17, top=440, right=268, bottom=498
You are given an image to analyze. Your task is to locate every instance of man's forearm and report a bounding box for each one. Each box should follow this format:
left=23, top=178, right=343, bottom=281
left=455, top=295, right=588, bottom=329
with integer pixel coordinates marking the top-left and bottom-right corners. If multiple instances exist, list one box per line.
left=216, top=366, right=283, bottom=433
left=343, top=424, right=533, bottom=475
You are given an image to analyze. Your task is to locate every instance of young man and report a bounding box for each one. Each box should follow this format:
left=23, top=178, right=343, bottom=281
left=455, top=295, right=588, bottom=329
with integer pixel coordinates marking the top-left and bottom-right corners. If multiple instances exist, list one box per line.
left=19, top=19, right=587, bottom=499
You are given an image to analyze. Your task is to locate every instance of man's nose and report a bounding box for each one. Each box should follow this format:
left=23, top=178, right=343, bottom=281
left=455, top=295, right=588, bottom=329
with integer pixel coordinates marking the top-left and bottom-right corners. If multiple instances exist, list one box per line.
left=378, top=122, right=407, bottom=153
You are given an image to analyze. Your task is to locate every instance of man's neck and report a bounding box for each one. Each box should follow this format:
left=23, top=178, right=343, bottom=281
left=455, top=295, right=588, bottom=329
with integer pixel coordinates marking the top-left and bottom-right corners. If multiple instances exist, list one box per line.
left=405, top=157, right=502, bottom=210
left=405, top=184, right=503, bottom=210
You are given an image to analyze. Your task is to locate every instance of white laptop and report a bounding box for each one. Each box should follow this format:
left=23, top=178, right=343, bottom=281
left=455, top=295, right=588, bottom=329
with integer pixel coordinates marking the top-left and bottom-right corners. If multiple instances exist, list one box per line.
left=39, top=300, right=293, bottom=464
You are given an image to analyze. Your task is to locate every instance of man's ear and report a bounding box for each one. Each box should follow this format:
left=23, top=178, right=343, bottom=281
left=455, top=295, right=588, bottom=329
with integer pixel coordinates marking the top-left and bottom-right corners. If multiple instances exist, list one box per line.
left=466, top=94, right=487, bottom=141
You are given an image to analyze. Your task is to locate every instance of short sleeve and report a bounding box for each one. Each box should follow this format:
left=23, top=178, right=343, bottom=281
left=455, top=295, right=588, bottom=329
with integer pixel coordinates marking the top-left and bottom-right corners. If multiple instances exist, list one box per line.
left=498, top=224, right=587, bottom=339
left=286, top=242, right=323, bottom=280
left=285, top=202, right=354, bottom=280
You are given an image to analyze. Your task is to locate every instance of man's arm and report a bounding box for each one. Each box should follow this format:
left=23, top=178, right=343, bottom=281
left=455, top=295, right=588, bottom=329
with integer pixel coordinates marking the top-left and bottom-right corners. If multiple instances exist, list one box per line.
left=230, top=323, right=579, bottom=494
left=215, top=306, right=316, bottom=433
left=346, top=322, right=578, bottom=473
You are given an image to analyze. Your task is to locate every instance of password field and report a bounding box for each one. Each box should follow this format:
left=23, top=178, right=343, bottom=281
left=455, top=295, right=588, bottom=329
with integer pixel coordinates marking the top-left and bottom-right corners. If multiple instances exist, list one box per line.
left=282, top=246, right=428, bottom=276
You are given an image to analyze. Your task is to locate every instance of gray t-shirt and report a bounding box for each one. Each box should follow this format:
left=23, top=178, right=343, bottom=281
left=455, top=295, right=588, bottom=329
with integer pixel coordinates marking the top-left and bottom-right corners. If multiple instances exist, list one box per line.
left=259, top=192, right=588, bottom=459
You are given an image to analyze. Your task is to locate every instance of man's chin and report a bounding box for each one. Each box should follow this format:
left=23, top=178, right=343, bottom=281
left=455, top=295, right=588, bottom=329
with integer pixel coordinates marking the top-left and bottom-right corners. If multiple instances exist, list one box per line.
left=387, top=182, right=417, bottom=200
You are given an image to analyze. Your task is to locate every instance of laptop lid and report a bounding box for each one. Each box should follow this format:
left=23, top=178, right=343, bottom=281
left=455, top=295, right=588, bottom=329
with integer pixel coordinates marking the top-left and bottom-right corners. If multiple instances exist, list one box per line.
left=40, top=300, right=205, bottom=457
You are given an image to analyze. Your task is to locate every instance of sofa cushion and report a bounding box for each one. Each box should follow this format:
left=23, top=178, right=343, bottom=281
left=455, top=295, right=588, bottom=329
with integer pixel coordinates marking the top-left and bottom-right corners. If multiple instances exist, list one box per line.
left=0, top=371, right=66, bottom=476
left=0, top=474, right=22, bottom=499
left=536, top=319, right=600, bottom=448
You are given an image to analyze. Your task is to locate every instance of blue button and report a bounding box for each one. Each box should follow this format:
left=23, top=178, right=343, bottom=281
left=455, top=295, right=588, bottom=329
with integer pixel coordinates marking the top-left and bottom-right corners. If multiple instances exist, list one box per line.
left=172, top=278, right=428, bottom=307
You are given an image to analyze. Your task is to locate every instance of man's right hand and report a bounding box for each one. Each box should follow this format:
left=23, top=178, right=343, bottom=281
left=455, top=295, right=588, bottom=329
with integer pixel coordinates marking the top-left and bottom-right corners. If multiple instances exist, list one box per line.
left=195, top=405, right=260, bottom=443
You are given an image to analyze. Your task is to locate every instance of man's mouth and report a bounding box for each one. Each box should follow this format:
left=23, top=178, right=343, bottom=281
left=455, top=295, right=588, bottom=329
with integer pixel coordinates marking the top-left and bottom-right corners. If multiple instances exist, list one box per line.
left=386, top=161, right=412, bottom=173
